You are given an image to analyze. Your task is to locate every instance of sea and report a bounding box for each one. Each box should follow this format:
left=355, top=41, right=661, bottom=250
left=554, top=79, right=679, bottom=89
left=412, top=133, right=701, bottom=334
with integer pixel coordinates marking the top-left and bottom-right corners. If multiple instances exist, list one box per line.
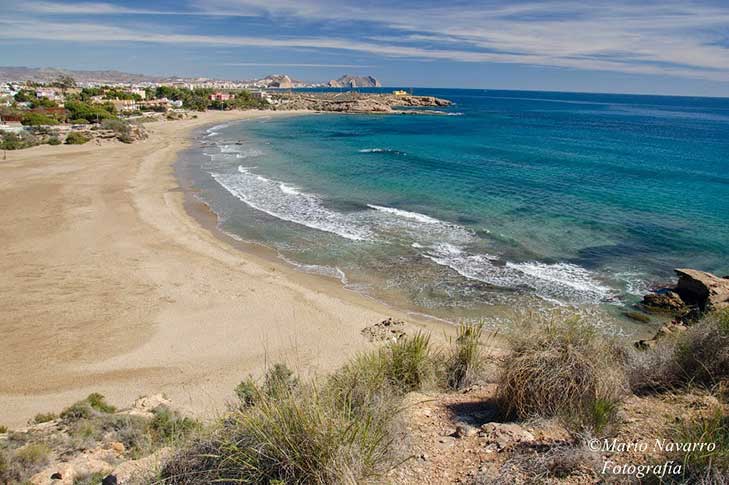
left=177, top=89, right=729, bottom=337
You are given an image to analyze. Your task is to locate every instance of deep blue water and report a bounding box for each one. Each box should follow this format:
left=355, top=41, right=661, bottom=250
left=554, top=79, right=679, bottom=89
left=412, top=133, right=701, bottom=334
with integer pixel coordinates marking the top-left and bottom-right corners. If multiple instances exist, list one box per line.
left=185, top=89, right=729, bottom=331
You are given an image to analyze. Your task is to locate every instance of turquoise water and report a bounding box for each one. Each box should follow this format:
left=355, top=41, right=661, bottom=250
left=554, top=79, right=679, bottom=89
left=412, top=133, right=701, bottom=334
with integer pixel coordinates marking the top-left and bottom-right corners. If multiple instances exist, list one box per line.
left=183, top=89, right=729, bottom=332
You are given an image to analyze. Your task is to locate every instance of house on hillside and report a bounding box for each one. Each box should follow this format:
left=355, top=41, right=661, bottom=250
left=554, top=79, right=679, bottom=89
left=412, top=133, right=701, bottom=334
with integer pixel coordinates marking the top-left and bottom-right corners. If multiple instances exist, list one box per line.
left=110, top=99, right=138, bottom=112
left=209, top=92, right=234, bottom=101
left=35, top=88, right=63, bottom=101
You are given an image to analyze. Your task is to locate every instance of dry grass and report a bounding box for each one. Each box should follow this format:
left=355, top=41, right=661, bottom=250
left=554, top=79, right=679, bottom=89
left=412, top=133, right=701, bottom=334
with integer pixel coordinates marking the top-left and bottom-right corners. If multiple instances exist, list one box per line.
left=478, top=441, right=601, bottom=484
left=630, top=309, right=729, bottom=393
left=670, top=406, right=729, bottom=482
left=443, top=323, right=490, bottom=390
left=497, top=313, right=627, bottom=434
left=159, top=384, right=397, bottom=485
left=158, top=335, right=435, bottom=485
left=0, top=442, right=52, bottom=483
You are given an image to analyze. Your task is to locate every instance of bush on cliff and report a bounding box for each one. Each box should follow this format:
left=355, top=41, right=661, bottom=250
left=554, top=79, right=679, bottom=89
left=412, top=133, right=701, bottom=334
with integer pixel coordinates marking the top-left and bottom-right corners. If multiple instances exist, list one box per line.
left=161, top=380, right=397, bottom=484
left=630, top=309, right=729, bottom=393
left=158, top=336, right=435, bottom=485
left=443, top=323, right=489, bottom=390
left=65, top=131, right=89, bottom=145
left=497, top=314, right=627, bottom=433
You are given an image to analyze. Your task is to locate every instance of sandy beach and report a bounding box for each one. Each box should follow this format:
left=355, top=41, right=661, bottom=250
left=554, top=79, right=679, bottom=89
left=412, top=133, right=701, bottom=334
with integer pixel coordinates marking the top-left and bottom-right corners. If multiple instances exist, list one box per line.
left=0, top=111, right=439, bottom=427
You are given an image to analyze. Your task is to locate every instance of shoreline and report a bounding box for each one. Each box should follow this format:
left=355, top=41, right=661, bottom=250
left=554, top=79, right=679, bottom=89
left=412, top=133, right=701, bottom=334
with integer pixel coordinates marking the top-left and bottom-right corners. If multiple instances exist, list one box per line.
left=0, top=110, right=448, bottom=428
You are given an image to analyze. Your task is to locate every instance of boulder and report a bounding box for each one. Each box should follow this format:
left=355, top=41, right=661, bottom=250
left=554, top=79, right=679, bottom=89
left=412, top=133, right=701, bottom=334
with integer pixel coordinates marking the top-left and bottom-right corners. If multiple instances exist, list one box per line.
left=479, top=423, right=535, bottom=451
left=361, top=318, right=406, bottom=342
left=641, top=290, right=686, bottom=313
left=674, top=268, right=729, bottom=311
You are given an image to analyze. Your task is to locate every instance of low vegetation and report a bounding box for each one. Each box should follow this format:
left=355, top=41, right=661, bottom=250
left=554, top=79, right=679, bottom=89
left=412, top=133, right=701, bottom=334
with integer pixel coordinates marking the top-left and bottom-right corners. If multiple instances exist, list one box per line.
left=3, top=310, right=727, bottom=483
left=159, top=333, right=438, bottom=484
left=65, top=131, right=90, bottom=145
left=496, top=314, right=627, bottom=433
left=32, top=413, right=57, bottom=424
left=444, top=322, right=489, bottom=390
left=1, top=131, right=40, bottom=150
left=630, top=309, right=729, bottom=393
left=670, top=407, right=729, bottom=482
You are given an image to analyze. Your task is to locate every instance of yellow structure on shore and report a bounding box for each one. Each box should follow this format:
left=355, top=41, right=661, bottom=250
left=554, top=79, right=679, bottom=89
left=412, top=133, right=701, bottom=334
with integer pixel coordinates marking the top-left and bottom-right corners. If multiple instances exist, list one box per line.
left=393, top=90, right=408, bottom=96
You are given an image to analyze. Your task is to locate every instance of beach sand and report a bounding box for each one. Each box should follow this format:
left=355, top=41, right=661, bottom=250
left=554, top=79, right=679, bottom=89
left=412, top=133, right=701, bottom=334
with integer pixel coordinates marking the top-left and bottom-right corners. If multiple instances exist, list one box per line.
left=0, top=111, right=442, bottom=427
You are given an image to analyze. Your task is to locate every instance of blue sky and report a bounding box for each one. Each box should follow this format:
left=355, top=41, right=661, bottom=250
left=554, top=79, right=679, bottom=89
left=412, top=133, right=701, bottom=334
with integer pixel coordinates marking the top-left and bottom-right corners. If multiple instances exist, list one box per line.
left=2, top=0, right=729, bottom=96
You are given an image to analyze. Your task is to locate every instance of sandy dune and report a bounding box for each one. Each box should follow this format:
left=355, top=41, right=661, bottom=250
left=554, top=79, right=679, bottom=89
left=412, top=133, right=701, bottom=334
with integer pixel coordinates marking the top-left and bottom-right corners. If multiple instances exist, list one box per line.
left=0, top=111, right=440, bottom=427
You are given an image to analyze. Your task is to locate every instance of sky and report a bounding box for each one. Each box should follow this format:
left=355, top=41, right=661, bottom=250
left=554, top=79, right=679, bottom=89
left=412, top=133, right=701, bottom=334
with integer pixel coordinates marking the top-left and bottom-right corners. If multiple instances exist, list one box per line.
left=1, top=0, right=729, bottom=96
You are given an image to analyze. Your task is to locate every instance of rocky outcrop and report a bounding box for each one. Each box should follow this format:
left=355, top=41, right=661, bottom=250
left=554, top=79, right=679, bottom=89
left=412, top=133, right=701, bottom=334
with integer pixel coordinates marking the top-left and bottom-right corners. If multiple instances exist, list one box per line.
left=362, top=317, right=406, bottom=342
left=674, top=268, right=729, bottom=311
left=641, top=268, right=729, bottom=315
left=327, top=75, right=381, bottom=88
left=641, top=290, right=687, bottom=314
left=270, top=92, right=452, bottom=114
left=636, top=268, right=729, bottom=349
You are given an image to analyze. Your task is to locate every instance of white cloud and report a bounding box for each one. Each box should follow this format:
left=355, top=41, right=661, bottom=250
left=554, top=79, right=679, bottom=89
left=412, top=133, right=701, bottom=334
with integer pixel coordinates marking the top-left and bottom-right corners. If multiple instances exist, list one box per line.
left=4, top=0, right=729, bottom=81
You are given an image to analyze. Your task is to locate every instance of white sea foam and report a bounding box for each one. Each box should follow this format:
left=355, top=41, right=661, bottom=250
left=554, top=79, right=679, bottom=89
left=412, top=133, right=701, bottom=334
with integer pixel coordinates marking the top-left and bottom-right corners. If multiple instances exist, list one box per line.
left=615, top=271, right=651, bottom=296
left=423, top=243, right=614, bottom=305
left=367, top=204, right=442, bottom=224
left=207, top=141, right=615, bottom=305
left=358, top=148, right=406, bottom=155
left=212, top=166, right=373, bottom=241
left=279, top=255, right=348, bottom=284
left=205, top=123, right=231, bottom=137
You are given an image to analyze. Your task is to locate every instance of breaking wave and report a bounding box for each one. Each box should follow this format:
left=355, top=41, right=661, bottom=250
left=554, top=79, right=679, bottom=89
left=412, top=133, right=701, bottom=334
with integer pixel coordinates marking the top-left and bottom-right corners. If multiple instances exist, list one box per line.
left=423, top=243, right=615, bottom=305
left=206, top=144, right=615, bottom=305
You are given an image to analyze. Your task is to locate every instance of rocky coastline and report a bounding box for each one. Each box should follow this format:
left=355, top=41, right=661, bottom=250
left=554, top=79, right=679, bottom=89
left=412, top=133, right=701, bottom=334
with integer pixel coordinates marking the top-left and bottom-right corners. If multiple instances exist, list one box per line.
left=268, top=91, right=453, bottom=114
left=635, top=268, right=729, bottom=349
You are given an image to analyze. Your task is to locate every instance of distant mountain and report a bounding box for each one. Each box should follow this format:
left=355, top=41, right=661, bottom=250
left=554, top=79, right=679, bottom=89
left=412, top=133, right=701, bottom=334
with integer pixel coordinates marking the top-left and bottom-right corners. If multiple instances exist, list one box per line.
left=0, top=66, right=163, bottom=83
left=249, top=74, right=311, bottom=89
left=0, top=66, right=383, bottom=89
left=327, top=75, right=381, bottom=88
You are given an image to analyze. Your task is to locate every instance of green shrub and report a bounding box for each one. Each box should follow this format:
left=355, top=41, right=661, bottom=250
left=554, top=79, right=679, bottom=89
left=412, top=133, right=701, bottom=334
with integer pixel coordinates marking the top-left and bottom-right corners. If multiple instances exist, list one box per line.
left=0, top=131, right=40, bottom=150
left=86, top=393, right=116, bottom=413
left=497, top=314, right=626, bottom=433
left=60, top=393, right=115, bottom=422
left=100, top=118, right=134, bottom=143
left=101, top=414, right=150, bottom=455
left=69, top=419, right=103, bottom=449
left=149, top=406, right=200, bottom=444
left=161, top=346, right=416, bottom=484
left=47, top=136, right=61, bottom=146
left=235, top=378, right=259, bottom=407
left=70, top=118, right=89, bottom=124
left=384, top=332, right=433, bottom=392
left=263, top=363, right=299, bottom=398
left=444, top=323, right=487, bottom=390
left=21, top=112, right=59, bottom=126
left=65, top=131, right=90, bottom=145
left=160, top=383, right=395, bottom=485
left=33, top=413, right=57, bottom=424
left=60, top=401, right=94, bottom=422
left=13, top=442, right=51, bottom=473
left=0, top=425, right=7, bottom=433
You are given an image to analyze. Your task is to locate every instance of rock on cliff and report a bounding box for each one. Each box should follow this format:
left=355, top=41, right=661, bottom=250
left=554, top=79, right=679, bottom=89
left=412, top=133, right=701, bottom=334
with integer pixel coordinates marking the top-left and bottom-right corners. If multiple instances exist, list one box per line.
left=327, top=75, right=382, bottom=88
left=640, top=268, right=729, bottom=316
left=674, top=268, right=729, bottom=311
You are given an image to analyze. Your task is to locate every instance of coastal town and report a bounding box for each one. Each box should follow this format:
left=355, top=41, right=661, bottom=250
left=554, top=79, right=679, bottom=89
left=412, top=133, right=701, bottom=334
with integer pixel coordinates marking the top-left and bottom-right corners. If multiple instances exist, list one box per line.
left=0, top=72, right=449, bottom=150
